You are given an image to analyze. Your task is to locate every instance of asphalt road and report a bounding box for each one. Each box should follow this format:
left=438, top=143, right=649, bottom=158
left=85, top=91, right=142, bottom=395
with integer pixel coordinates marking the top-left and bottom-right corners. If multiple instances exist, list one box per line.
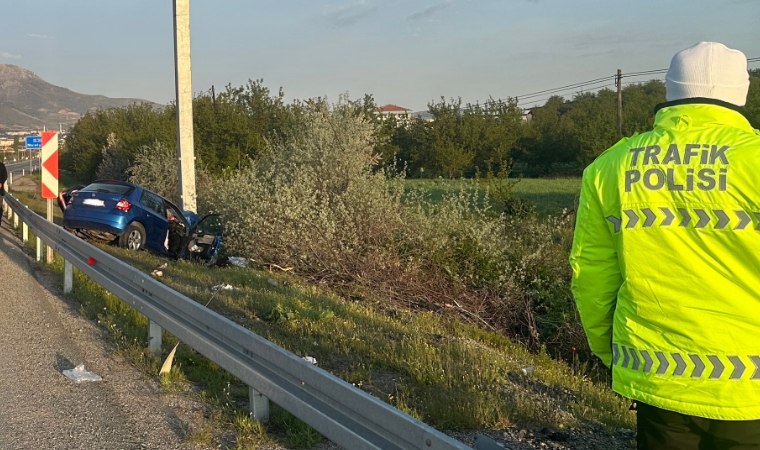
left=4, top=159, right=39, bottom=179
left=0, top=213, right=200, bottom=449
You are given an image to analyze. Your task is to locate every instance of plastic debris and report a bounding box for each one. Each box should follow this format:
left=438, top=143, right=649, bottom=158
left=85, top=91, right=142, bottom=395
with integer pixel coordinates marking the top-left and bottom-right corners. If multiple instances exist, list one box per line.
left=158, top=263, right=168, bottom=269
left=151, top=270, right=163, bottom=277
left=302, top=356, right=318, bottom=365
left=62, top=364, right=102, bottom=383
left=227, top=256, right=249, bottom=268
left=211, top=284, right=239, bottom=292
left=520, top=367, right=534, bottom=375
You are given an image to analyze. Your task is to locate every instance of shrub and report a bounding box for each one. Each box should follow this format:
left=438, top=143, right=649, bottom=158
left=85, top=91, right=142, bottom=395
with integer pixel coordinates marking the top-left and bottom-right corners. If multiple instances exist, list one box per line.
left=204, top=97, right=581, bottom=359
left=128, top=141, right=212, bottom=210
left=208, top=96, right=405, bottom=277
left=95, top=133, right=131, bottom=181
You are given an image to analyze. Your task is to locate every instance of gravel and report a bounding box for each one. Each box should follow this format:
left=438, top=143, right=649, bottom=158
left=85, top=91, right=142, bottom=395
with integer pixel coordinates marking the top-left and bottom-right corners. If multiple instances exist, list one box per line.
left=0, top=217, right=207, bottom=449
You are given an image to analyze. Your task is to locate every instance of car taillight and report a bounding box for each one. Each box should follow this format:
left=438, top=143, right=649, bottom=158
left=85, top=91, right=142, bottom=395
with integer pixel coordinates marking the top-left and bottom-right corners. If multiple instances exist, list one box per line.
left=115, top=199, right=132, bottom=212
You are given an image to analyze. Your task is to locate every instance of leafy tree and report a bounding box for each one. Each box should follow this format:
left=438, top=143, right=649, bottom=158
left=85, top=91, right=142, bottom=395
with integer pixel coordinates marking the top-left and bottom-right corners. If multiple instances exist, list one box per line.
left=568, top=90, right=618, bottom=167
left=517, top=96, right=580, bottom=175
left=622, top=80, right=665, bottom=134
left=744, top=69, right=760, bottom=129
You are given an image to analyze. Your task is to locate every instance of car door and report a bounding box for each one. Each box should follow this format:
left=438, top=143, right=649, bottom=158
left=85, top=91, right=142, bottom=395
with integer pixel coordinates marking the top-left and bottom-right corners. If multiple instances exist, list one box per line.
left=138, top=190, right=168, bottom=252
left=188, top=214, right=223, bottom=260
left=164, top=201, right=191, bottom=257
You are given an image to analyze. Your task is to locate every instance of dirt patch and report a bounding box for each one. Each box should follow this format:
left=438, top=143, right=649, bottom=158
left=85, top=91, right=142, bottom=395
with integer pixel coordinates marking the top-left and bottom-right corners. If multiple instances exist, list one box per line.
left=9, top=176, right=40, bottom=194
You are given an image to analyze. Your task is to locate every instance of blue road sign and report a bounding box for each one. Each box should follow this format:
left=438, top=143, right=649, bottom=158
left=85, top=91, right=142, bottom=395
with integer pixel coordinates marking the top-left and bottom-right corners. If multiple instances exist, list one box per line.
left=25, top=136, right=42, bottom=150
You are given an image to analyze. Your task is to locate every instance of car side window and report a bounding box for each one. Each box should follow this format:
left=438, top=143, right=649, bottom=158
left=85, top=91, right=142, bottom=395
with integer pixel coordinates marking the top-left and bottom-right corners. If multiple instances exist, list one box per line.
left=196, top=215, right=223, bottom=235
left=165, top=203, right=183, bottom=223
left=140, top=191, right=166, bottom=217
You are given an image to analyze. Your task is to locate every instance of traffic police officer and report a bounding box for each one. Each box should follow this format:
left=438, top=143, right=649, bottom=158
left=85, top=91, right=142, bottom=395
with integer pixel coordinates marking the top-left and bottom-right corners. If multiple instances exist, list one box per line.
left=0, top=161, right=6, bottom=196
left=570, top=42, right=760, bottom=449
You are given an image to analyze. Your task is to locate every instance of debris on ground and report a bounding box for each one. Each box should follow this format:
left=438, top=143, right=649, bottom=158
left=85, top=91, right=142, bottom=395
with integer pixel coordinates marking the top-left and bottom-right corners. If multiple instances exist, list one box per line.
left=211, top=284, right=239, bottom=292
left=266, top=263, right=294, bottom=272
left=209, top=256, right=250, bottom=268
left=151, top=270, right=163, bottom=277
left=157, top=263, right=168, bottom=269
left=267, top=278, right=279, bottom=287
left=62, top=364, right=102, bottom=383
left=302, top=356, right=318, bottom=365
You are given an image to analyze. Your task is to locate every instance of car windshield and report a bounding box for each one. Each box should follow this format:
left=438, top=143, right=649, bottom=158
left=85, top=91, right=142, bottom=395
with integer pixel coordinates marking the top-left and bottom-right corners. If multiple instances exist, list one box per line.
left=80, top=183, right=134, bottom=196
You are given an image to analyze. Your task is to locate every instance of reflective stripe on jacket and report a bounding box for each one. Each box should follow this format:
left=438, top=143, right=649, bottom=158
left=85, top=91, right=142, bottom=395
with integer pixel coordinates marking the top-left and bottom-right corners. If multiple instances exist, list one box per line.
left=570, top=99, right=760, bottom=420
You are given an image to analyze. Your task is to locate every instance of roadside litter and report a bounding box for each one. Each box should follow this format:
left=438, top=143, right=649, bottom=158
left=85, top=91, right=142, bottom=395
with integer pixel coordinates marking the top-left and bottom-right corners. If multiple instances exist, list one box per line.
left=151, top=270, right=163, bottom=277
left=211, top=283, right=239, bottom=292
left=62, top=364, right=102, bottom=383
left=210, top=256, right=249, bottom=268
left=302, top=356, right=318, bottom=365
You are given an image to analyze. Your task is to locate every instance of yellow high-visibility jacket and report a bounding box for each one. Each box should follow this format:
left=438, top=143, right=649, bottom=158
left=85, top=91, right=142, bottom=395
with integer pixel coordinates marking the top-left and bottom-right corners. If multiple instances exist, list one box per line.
left=570, top=99, right=760, bottom=420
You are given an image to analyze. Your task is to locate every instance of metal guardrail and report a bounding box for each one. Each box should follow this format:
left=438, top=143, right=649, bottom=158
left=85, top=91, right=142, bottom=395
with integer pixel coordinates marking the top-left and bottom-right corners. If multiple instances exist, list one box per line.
left=2, top=193, right=474, bottom=450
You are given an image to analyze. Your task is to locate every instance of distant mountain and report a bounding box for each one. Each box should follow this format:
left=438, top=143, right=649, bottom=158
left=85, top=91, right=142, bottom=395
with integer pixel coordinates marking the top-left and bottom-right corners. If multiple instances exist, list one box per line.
left=0, top=64, right=153, bottom=131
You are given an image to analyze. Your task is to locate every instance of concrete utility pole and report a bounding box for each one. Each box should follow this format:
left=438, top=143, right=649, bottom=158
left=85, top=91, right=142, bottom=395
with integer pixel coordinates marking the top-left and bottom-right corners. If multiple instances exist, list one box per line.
left=173, top=0, right=197, bottom=212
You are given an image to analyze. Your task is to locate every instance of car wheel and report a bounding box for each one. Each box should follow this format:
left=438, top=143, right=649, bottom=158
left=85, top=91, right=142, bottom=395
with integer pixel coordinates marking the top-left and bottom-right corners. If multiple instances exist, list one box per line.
left=120, top=222, right=146, bottom=251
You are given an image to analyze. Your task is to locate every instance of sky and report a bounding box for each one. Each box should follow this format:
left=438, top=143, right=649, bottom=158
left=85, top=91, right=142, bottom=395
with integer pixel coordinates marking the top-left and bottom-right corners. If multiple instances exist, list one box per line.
left=2, top=0, right=759, bottom=112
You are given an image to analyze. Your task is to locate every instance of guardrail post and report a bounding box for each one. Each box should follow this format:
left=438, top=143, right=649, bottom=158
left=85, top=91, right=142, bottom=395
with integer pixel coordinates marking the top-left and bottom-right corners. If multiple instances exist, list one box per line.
left=22, top=221, right=28, bottom=243
left=249, top=387, right=270, bottom=422
left=8, top=172, right=11, bottom=187
left=63, top=260, right=73, bottom=294
left=46, top=200, right=53, bottom=264
left=148, top=320, right=162, bottom=353
left=36, top=236, right=41, bottom=261
left=13, top=211, right=18, bottom=229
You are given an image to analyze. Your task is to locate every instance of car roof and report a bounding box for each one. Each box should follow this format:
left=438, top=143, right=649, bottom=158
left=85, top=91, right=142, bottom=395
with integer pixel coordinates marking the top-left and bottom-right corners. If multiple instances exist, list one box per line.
left=89, top=180, right=138, bottom=188
left=87, top=180, right=186, bottom=213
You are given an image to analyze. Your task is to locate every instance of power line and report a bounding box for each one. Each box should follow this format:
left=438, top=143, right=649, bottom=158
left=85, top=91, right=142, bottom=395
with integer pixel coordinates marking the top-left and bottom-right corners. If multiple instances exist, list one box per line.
left=453, top=56, right=760, bottom=112
left=515, top=75, right=615, bottom=101
left=623, top=69, right=668, bottom=77
left=517, top=78, right=616, bottom=103
left=513, top=55, right=759, bottom=108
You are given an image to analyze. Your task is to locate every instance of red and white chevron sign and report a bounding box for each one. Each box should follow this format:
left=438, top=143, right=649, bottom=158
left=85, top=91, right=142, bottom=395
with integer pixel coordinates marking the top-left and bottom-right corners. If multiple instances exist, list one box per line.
left=41, top=131, right=59, bottom=199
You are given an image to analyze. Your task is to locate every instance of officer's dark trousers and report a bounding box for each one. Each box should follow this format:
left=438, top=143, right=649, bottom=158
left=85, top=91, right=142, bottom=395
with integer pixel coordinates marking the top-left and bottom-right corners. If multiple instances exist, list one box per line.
left=638, top=402, right=760, bottom=449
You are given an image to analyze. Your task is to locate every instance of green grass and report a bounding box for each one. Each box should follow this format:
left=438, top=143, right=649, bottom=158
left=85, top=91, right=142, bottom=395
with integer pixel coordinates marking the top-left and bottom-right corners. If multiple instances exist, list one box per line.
left=405, top=178, right=581, bottom=216
left=4, top=176, right=633, bottom=448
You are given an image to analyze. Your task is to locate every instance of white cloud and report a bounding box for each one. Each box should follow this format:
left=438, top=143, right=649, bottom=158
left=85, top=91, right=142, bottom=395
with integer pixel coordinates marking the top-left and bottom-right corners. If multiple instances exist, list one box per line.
left=27, top=34, right=49, bottom=39
left=407, top=0, right=454, bottom=22
left=323, top=0, right=379, bottom=28
left=0, top=52, right=21, bottom=59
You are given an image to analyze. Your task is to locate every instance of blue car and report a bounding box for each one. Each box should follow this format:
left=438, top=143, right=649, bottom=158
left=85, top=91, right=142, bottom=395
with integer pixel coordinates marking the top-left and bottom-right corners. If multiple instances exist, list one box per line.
left=63, top=180, right=223, bottom=260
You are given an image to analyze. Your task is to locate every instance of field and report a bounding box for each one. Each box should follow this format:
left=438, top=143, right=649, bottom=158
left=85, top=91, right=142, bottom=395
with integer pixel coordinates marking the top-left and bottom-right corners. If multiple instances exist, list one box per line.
left=405, top=178, right=582, bottom=216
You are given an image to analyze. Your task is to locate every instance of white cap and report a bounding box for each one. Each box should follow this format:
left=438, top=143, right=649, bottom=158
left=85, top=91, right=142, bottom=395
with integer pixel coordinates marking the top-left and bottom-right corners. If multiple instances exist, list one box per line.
left=666, top=42, right=749, bottom=107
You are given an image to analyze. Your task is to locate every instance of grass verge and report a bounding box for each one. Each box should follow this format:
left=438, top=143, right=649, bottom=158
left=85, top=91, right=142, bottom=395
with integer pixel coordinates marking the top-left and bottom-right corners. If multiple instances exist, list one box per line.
left=5, top=180, right=634, bottom=449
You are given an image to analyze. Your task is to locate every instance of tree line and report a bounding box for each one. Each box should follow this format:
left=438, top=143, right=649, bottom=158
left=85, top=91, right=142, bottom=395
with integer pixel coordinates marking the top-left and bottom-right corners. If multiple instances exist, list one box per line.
left=62, top=70, right=760, bottom=182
